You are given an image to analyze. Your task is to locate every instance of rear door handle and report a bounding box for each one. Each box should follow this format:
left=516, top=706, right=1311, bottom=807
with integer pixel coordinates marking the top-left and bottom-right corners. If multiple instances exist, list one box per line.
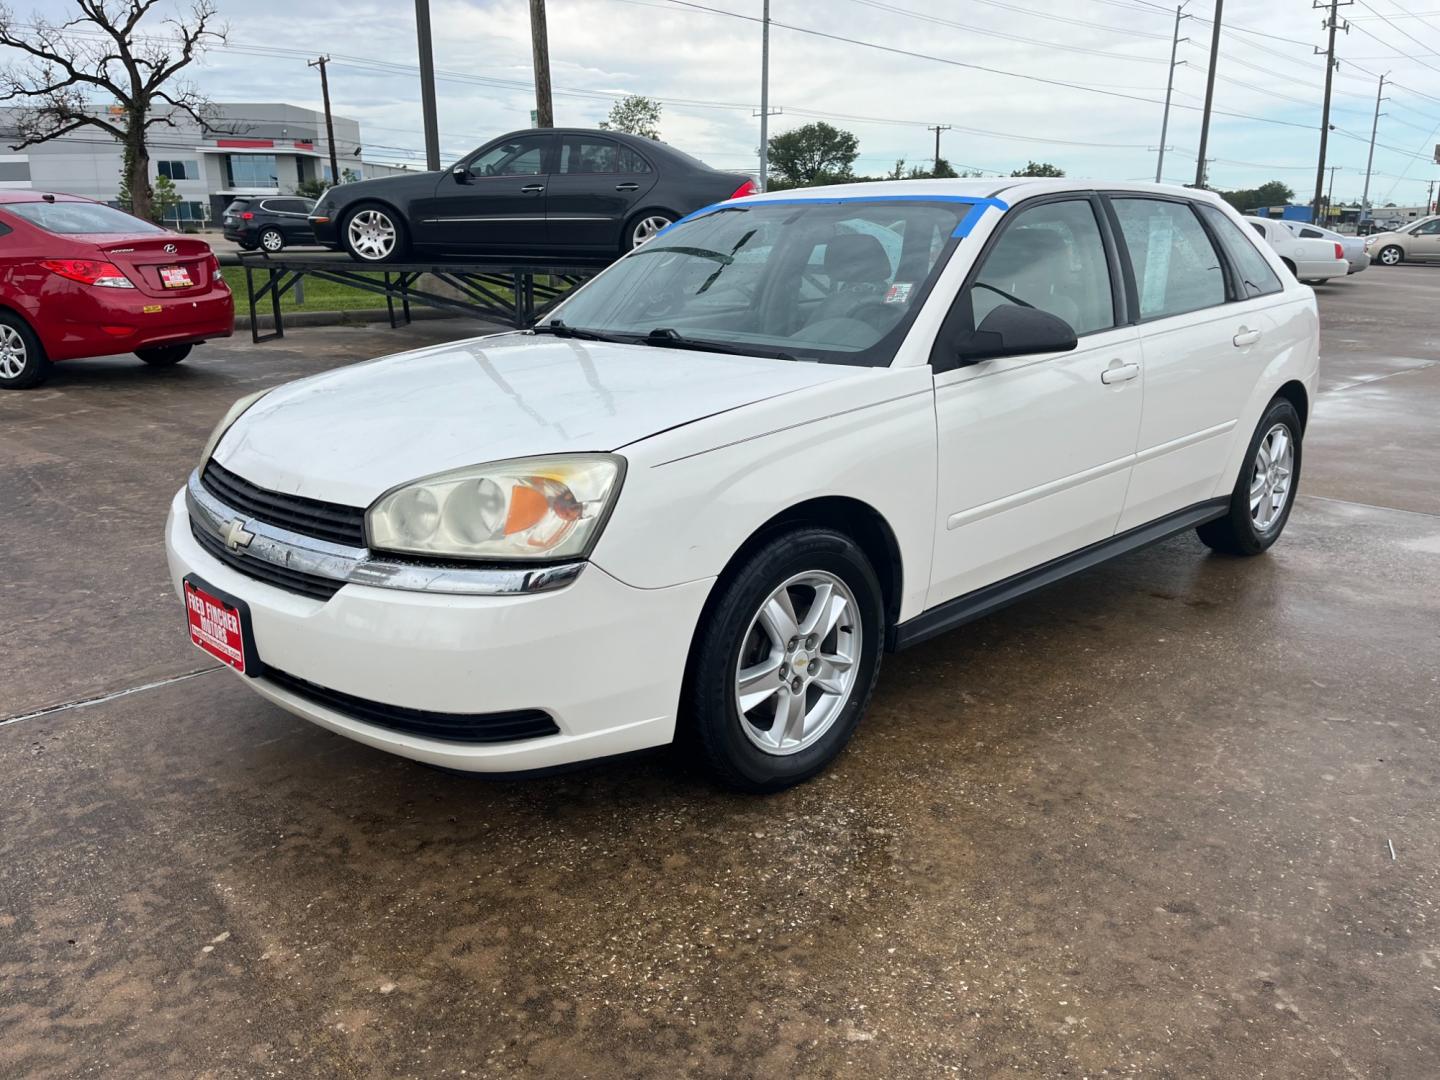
left=521, top=184, right=546, bottom=193
left=614, top=182, right=640, bottom=192
left=1100, top=361, right=1140, bottom=385
left=1233, top=327, right=1262, bottom=347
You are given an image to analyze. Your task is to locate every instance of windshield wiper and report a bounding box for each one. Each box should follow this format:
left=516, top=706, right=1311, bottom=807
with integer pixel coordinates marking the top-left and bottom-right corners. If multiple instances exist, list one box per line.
left=626, top=245, right=734, bottom=265
left=531, top=319, right=624, bottom=342
left=641, top=327, right=798, bottom=362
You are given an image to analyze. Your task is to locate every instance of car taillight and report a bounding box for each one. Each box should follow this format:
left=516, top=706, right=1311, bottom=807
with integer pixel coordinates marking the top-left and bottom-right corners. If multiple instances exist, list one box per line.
left=728, top=179, right=757, bottom=199
left=240, top=211, right=254, bottom=220
left=39, top=259, right=135, bottom=289
left=1334, top=242, right=1344, bottom=260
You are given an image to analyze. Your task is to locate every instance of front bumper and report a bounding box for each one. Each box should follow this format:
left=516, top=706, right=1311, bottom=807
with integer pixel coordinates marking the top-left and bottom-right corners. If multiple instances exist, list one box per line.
left=164, top=488, right=712, bottom=772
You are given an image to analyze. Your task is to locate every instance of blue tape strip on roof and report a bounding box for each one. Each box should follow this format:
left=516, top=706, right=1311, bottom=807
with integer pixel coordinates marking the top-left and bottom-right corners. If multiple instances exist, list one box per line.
left=658, top=194, right=1008, bottom=239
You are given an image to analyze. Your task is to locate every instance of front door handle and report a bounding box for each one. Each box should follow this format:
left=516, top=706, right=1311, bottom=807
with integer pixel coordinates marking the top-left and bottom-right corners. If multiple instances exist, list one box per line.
left=1233, top=327, right=1262, bottom=347
left=1100, top=361, right=1140, bottom=385
left=521, top=183, right=545, bottom=193
left=614, top=182, right=640, bottom=192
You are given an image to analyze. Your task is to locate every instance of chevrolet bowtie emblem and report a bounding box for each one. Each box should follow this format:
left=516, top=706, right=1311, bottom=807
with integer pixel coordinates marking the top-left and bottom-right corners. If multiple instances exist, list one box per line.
left=221, top=518, right=255, bottom=551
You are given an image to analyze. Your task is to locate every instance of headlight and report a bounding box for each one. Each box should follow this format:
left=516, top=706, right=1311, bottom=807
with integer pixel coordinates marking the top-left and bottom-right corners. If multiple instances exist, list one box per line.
left=367, top=454, right=625, bottom=561
left=200, top=388, right=272, bottom=466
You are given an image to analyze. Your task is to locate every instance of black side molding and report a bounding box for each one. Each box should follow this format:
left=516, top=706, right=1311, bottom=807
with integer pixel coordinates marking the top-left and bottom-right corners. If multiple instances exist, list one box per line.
left=887, top=498, right=1230, bottom=652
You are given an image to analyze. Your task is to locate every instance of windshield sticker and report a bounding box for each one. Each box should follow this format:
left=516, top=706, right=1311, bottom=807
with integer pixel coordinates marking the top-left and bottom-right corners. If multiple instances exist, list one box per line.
left=884, top=282, right=914, bottom=304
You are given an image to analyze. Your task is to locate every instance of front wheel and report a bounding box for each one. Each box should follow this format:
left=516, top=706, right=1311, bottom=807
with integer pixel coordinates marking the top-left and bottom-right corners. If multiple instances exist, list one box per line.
left=343, top=204, right=407, bottom=263
left=1376, top=245, right=1403, bottom=266
left=684, top=527, right=884, bottom=792
left=1197, top=398, right=1302, bottom=556
left=136, top=343, right=193, bottom=367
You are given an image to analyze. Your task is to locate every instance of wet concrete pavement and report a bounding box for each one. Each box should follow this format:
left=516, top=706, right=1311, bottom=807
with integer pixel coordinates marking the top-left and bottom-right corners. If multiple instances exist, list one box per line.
left=2, top=270, right=1438, bottom=1078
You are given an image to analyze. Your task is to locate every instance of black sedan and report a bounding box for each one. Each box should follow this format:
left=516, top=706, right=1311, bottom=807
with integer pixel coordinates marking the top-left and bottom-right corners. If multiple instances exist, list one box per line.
left=309, top=128, right=756, bottom=263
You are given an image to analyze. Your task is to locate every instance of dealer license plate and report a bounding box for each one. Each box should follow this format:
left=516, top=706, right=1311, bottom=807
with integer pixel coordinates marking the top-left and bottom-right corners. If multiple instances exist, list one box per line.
left=184, top=578, right=248, bottom=672
left=160, top=265, right=193, bottom=289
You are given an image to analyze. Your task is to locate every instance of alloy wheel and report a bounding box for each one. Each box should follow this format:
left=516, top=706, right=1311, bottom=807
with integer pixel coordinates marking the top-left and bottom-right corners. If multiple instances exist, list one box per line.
left=0, top=324, right=28, bottom=379
left=733, top=570, right=861, bottom=756
left=261, top=229, right=283, bottom=252
left=1250, top=423, right=1295, bottom=531
left=631, top=215, right=672, bottom=248
left=347, top=209, right=397, bottom=260
left=1378, top=246, right=1402, bottom=266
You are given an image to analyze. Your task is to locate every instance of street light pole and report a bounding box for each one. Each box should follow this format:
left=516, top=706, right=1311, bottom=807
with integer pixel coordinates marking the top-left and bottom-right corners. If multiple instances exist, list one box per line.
left=1360, top=72, right=1387, bottom=226
left=1194, top=0, right=1224, bottom=187
left=1156, top=4, right=1189, bottom=184
left=759, top=0, right=770, bottom=190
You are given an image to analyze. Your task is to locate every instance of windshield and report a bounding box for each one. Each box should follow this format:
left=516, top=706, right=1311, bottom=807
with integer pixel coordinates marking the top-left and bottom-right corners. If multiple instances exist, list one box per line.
left=550, top=200, right=967, bottom=365
left=5, top=201, right=165, bottom=235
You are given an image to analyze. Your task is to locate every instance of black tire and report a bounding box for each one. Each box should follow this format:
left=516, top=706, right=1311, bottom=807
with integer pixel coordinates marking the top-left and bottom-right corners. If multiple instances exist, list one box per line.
left=238, top=239, right=259, bottom=252
left=622, top=209, right=677, bottom=253
left=683, top=527, right=885, bottom=793
left=1197, top=398, right=1303, bottom=556
left=1376, top=244, right=1403, bottom=267
left=341, top=203, right=408, bottom=263
left=135, top=343, right=193, bottom=367
left=0, top=310, right=50, bottom=389
left=259, top=227, right=285, bottom=253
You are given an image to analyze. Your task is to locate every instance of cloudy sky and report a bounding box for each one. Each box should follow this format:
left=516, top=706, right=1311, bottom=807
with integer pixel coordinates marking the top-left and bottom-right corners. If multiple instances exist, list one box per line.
left=18, top=0, right=1440, bottom=206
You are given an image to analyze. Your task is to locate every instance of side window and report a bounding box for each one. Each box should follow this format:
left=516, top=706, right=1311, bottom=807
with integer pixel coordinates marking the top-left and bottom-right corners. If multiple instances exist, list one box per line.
left=559, top=137, right=619, bottom=174
left=1196, top=204, right=1283, bottom=298
left=1111, top=198, right=1226, bottom=320
left=968, top=199, right=1115, bottom=336
left=615, top=146, right=653, bottom=174
left=468, top=137, right=549, bottom=178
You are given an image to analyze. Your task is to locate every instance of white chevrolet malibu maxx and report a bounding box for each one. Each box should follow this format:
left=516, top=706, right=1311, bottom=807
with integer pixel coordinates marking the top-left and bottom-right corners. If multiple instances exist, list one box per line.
left=168, top=180, right=1318, bottom=792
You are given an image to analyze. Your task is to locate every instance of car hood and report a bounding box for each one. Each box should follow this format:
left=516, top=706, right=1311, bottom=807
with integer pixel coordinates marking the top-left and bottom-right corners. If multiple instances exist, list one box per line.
left=212, top=332, right=865, bottom=507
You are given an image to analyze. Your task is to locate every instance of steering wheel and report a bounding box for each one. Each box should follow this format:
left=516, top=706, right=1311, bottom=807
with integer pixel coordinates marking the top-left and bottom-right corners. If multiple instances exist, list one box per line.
left=844, top=299, right=900, bottom=332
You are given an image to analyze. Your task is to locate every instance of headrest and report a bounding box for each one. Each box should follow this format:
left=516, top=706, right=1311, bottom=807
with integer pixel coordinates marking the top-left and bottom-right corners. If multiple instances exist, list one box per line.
left=823, top=233, right=893, bottom=284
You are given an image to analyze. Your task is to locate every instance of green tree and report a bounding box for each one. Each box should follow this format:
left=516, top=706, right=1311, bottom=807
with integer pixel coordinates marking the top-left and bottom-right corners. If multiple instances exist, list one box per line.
left=1217, top=180, right=1295, bottom=213
left=766, top=122, right=860, bottom=188
left=599, top=94, right=662, bottom=139
left=1012, top=161, right=1065, bottom=177
left=294, top=177, right=327, bottom=199
left=152, top=173, right=181, bottom=225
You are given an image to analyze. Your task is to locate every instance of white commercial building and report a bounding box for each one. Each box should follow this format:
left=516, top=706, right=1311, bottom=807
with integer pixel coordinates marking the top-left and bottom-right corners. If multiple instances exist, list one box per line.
left=0, top=101, right=415, bottom=226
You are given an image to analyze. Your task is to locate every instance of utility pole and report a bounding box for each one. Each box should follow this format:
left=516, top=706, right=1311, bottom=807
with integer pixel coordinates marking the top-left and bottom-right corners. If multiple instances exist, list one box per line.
left=307, top=56, right=340, bottom=186
left=1325, top=164, right=1339, bottom=223
left=1311, top=0, right=1350, bottom=223
left=1360, top=72, right=1387, bottom=226
left=414, top=0, right=441, bottom=169
left=1194, top=0, right=1223, bottom=187
left=529, top=0, right=554, bottom=128
left=928, top=124, right=952, bottom=173
left=1156, top=3, right=1189, bottom=183
left=759, top=0, right=770, bottom=190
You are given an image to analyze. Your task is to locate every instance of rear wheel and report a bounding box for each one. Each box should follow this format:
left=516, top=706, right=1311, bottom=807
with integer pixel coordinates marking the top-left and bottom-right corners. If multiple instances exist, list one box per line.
left=136, top=343, right=193, bottom=367
left=0, top=312, right=49, bottom=390
left=624, top=210, right=675, bottom=252
left=1376, top=244, right=1403, bottom=266
left=259, top=227, right=285, bottom=253
left=1197, top=398, right=1302, bottom=556
left=684, top=527, right=884, bottom=792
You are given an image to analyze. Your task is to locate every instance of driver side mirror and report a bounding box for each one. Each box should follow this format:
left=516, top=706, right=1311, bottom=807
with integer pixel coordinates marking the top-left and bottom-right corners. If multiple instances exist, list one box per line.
left=955, top=304, right=1077, bottom=365
left=451, top=164, right=471, bottom=185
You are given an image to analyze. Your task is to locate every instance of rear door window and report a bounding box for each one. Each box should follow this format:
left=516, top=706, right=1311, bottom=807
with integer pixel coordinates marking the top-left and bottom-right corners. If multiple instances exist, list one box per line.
left=1196, top=204, right=1283, bottom=298
left=559, top=137, right=619, bottom=174
left=1110, top=198, right=1226, bottom=320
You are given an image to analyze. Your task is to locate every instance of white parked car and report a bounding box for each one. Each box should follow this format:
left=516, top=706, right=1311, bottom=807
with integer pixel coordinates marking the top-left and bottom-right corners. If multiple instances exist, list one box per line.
left=168, top=180, right=1318, bottom=792
left=1244, top=216, right=1348, bottom=284
left=1280, top=220, right=1368, bottom=274
left=1364, top=214, right=1440, bottom=266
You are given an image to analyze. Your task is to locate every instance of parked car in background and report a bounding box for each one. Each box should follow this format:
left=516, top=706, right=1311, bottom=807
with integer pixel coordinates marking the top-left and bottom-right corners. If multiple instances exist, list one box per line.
left=169, top=180, right=1316, bottom=791
left=1280, top=220, right=1368, bottom=274
left=308, top=128, right=756, bottom=263
left=0, top=192, right=232, bottom=390
left=222, top=196, right=317, bottom=253
left=1364, top=215, right=1440, bottom=266
left=1244, top=216, right=1348, bottom=284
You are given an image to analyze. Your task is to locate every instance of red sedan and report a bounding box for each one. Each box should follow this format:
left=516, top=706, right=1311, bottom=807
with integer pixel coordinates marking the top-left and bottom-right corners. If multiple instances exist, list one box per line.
left=0, top=192, right=233, bottom=389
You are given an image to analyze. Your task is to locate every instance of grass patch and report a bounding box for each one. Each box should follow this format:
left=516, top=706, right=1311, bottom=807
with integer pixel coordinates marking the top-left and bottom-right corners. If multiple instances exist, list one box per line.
left=222, top=266, right=398, bottom=312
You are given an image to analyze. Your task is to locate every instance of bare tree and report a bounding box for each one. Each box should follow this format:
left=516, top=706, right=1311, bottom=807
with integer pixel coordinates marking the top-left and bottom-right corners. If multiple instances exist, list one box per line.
left=0, top=1, right=227, bottom=220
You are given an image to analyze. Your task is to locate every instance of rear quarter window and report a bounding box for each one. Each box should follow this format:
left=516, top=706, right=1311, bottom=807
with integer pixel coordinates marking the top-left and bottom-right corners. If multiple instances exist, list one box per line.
left=1196, top=204, right=1283, bottom=298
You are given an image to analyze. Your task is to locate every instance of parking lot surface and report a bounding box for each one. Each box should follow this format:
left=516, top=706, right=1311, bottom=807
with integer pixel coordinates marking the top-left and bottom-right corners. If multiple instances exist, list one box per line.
left=2, top=269, right=1438, bottom=1078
